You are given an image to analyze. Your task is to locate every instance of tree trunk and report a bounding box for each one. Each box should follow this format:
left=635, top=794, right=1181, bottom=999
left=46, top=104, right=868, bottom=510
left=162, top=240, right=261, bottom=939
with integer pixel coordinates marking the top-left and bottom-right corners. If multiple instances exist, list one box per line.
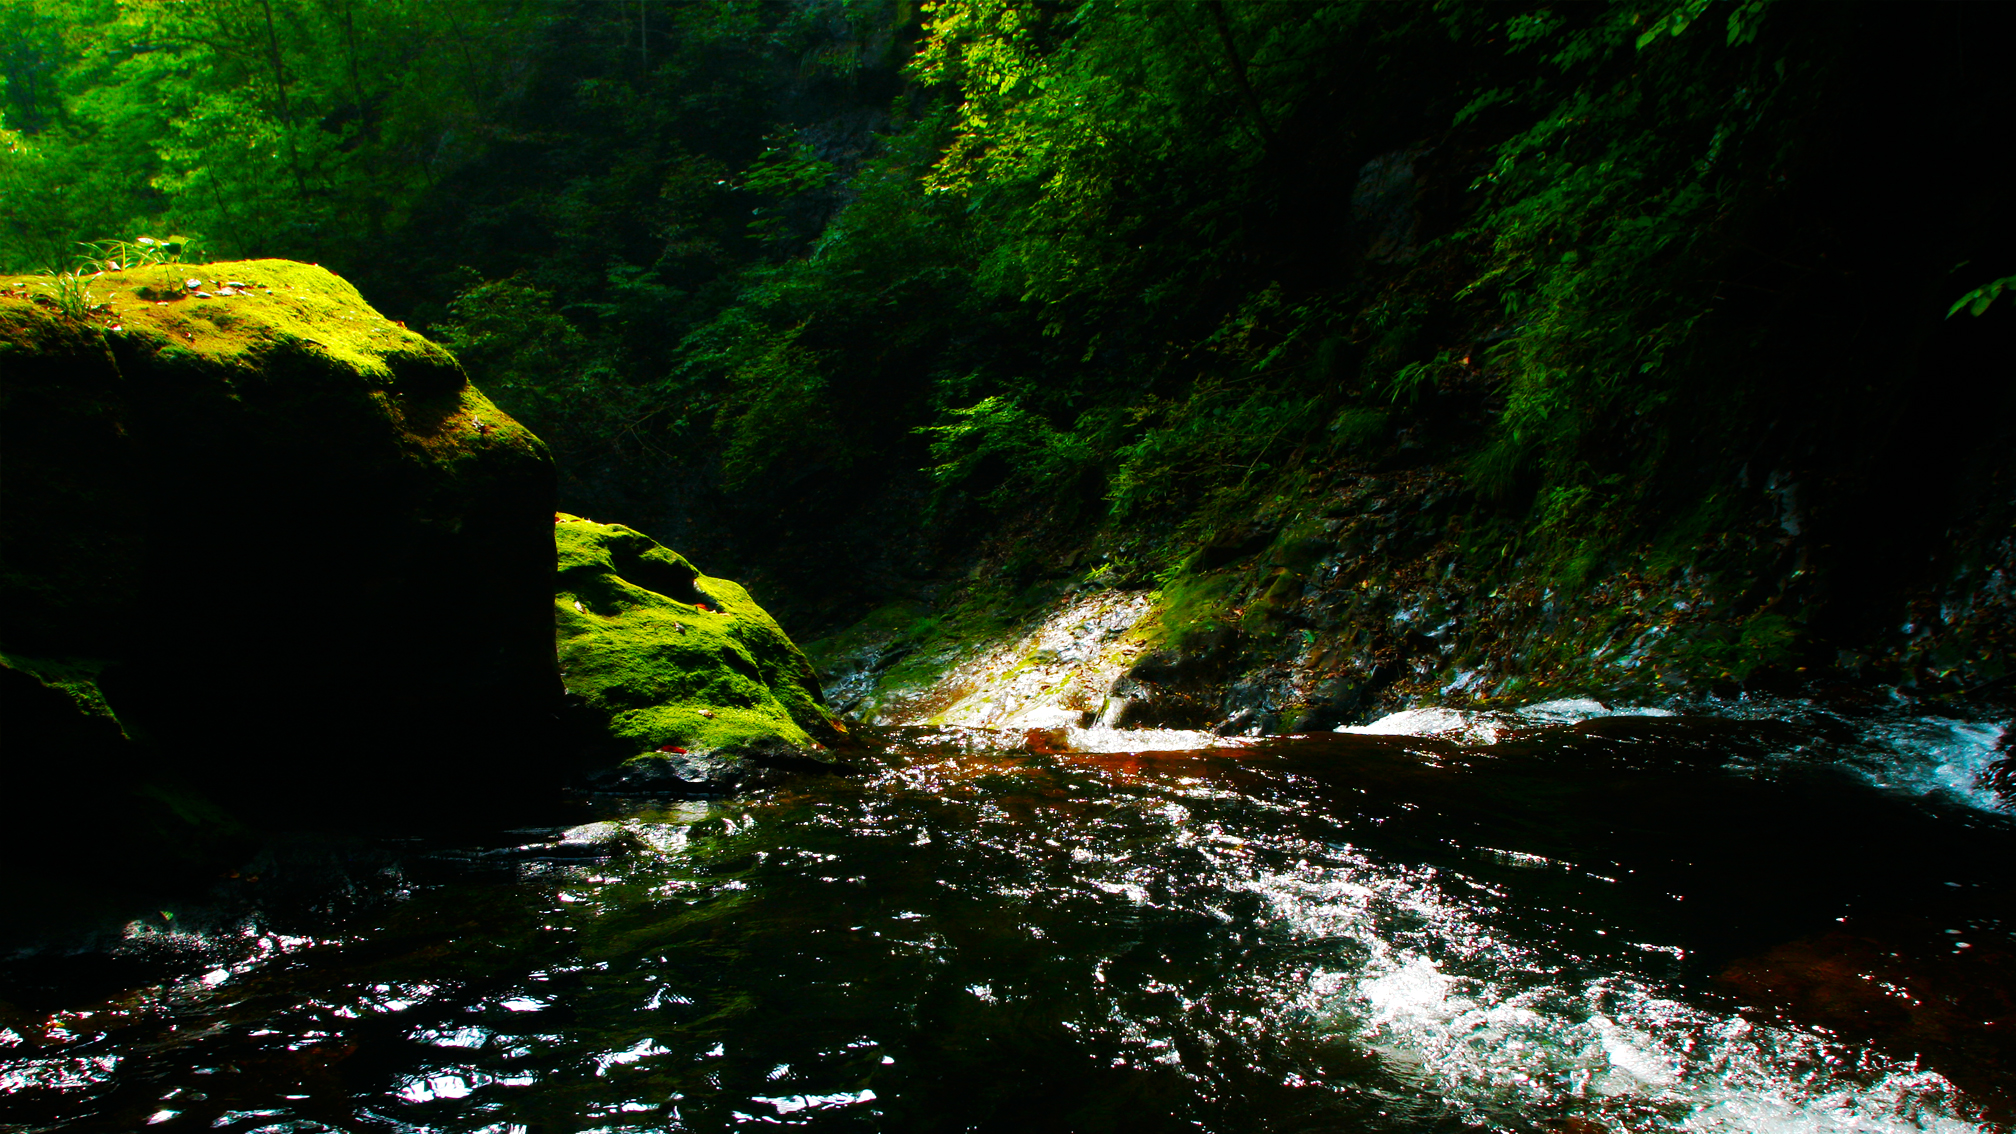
left=256, top=0, right=309, bottom=199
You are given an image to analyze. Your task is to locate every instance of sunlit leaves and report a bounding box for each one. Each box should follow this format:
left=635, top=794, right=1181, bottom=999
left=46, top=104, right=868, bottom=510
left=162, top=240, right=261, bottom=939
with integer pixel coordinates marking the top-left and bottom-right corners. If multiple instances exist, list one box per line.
left=1946, top=274, right=2014, bottom=319
left=0, top=0, right=551, bottom=269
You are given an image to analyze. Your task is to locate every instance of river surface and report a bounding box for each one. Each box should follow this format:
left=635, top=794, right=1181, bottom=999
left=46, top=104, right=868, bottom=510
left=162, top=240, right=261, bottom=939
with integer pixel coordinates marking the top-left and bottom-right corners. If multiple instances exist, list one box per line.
left=2, top=698, right=2011, bottom=1133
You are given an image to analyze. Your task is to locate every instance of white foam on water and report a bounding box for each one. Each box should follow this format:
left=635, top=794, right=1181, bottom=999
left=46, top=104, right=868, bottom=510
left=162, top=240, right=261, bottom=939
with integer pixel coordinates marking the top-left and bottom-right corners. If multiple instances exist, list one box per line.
left=1336, top=699, right=1677, bottom=744
left=1516, top=697, right=1675, bottom=725
left=1063, top=725, right=1249, bottom=752
left=0, top=1053, right=121, bottom=1093
left=1841, top=717, right=2007, bottom=813
left=1331, top=946, right=1986, bottom=1132
left=1227, top=842, right=1992, bottom=1133
left=741, top=1089, right=877, bottom=1118
left=1698, top=694, right=2010, bottom=813
left=1337, top=706, right=1508, bottom=742
left=1330, top=695, right=2009, bottom=815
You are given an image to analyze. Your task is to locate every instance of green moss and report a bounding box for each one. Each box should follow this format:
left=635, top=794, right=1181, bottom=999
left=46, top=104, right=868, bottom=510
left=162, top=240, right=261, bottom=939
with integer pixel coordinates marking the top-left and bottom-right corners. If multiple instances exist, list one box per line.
left=1145, top=569, right=1240, bottom=650
left=1663, top=609, right=1802, bottom=684
left=800, top=600, right=934, bottom=675
left=5, top=258, right=543, bottom=452
left=0, top=651, right=118, bottom=725
left=555, top=514, right=836, bottom=758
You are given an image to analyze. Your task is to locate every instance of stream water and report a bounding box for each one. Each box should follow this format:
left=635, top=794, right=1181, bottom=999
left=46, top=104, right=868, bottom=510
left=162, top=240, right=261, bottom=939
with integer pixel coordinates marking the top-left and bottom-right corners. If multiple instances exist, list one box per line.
left=2, top=699, right=2011, bottom=1133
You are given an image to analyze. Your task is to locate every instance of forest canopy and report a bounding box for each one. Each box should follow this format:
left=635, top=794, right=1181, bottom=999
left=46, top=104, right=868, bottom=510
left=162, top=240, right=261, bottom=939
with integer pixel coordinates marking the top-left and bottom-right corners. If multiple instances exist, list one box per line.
left=6, top=0, right=2010, bottom=642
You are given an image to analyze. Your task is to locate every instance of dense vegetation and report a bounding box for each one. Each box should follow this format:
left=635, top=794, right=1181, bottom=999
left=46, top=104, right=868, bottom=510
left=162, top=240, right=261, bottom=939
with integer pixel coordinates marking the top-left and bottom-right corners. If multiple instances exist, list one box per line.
left=7, top=0, right=2010, bottom=685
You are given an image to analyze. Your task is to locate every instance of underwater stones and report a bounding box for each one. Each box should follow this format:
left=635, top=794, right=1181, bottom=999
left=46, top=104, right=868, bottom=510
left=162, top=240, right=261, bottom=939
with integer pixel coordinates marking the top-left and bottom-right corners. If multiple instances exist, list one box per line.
left=554, top=515, right=844, bottom=793
left=1, top=260, right=558, bottom=811
left=580, top=739, right=829, bottom=797
left=1988, top=727, right=2015, bottom=805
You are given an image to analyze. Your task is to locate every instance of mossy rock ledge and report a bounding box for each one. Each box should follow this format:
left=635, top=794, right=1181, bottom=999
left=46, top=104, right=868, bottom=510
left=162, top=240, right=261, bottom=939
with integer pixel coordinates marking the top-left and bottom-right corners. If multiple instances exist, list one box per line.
left=555, top=515, right=847, bottom=795
left=0, top=259, right=558, bottom=832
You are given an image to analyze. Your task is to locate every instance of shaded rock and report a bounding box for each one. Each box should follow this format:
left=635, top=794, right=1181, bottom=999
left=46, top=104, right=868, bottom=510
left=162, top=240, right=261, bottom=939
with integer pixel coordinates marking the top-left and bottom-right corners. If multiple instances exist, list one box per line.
left=1104, top=624, right=1243, bottom=729
left=0, top=260, right=557, bottom=816
left=581, top=740, right=841, bottom=797
left=1192, top=526, right=1275, bottom=573
left=1101, top=675, right=1221, bottom=730
left=1277, top=674, right=1378, bottom=733
left=555, top=515, right=847, bottom=789
left=1348, top=148, right=1424, bottom=264
left=1126, top=622, right=1240, bottom=685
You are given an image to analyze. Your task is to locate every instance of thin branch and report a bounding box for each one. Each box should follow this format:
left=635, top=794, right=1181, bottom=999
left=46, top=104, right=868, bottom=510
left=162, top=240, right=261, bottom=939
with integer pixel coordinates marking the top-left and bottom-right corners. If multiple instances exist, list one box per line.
left=256, top=0, right=309, bottom=200
left=1203, top=0, right=1278, bottom=152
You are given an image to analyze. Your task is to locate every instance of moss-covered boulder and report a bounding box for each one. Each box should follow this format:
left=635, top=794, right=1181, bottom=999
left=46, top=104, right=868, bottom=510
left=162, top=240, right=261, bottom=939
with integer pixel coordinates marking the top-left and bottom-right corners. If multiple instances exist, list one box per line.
left=0, top=260, right=558, bottom=819
left=554, top=515, right=845, bottom=794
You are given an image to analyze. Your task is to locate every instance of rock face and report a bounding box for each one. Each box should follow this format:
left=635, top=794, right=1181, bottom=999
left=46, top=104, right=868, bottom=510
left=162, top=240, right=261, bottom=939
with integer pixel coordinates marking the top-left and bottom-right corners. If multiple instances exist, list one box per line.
left=0, top=260, right=558, bottom=817
left=554, top=515, right=845, bottom=794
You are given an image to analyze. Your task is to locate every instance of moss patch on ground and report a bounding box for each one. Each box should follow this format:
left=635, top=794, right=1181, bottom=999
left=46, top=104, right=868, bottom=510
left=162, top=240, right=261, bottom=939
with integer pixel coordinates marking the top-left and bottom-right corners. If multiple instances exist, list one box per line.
left=555, top=515, right=840, bottom=763
left=0, top=651, right=118, bottom=725
left=8, top=259, right=498, bottom=398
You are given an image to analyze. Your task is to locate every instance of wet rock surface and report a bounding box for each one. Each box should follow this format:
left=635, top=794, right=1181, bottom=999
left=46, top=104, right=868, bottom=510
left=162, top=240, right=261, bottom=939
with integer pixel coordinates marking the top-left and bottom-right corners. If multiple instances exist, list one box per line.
left=579, top=740, right=850, bottom=797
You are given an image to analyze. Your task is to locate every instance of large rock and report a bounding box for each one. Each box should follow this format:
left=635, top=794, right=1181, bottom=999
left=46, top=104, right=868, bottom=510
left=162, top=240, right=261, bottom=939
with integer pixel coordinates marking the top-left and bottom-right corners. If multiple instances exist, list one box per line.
left=554, top=515, right=845, bottom=794
left=0, top=260, right=558, bottom=816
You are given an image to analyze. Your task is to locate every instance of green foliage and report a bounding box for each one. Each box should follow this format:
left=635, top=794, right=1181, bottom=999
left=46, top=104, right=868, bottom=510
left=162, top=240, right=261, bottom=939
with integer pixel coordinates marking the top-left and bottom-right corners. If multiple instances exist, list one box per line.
left=1671, top=609, right=1800, bottom=682
left=707, top=318, right=833, bottom=491
left=33, top=268, right=101, bottom=320
left=1634, top=0, right=1713, bottom=50
left=741, top=132, right=837, bottom=246
left=434, top=275, right=609, bottom=449
left=1948, top=274, right=2015, bottom=319
left=1106, top=387, right=1324, bottom=519
left=919, top=394, right=1097, bottom=508
left=77, top=234, right=200, bottom=272
left=0, top=0, right=552, bottom=271
left=14, top=0, right=2007, bottom=646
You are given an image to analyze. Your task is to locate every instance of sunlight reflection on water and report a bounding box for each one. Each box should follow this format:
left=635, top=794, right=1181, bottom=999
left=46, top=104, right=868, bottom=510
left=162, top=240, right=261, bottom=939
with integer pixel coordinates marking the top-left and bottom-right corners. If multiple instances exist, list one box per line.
left=2, top=700, right=2009, bottom=1132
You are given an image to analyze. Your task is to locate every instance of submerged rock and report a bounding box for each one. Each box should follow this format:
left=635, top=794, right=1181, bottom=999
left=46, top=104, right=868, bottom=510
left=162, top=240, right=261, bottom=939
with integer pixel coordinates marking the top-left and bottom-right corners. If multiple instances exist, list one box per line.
left=554, top=515, right=846, bottom=794
left=1988, top=726, right=2015, bottom=805
left=0, top=259, right=557, bottom=819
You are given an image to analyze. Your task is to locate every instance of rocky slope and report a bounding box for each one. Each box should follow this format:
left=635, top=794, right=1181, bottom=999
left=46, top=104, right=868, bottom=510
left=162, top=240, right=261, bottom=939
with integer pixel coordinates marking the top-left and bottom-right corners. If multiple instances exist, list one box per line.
left=808, top=456, right=2015, bottom=793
